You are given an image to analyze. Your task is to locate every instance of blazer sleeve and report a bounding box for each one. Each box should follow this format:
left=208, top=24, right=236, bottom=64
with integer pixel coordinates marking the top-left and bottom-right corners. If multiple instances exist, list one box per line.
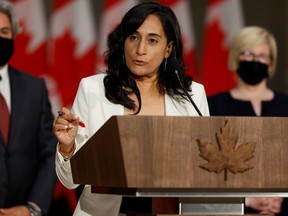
left=28, top=79, right=58, bottom=214
left=55, top=78, right=89, bottom=190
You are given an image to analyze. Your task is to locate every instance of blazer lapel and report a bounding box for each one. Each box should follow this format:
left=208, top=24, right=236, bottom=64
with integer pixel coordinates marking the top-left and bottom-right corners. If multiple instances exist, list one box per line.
left=8, top=67, right=26, bottom=146
left=0, top=133, right=6, bottom=147
left=165, top=94, right=189, bottom=116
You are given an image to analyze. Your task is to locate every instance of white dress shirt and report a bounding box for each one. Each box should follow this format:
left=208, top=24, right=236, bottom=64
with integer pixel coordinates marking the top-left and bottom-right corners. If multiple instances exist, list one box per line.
left=0, top=65, right=11, bottom=112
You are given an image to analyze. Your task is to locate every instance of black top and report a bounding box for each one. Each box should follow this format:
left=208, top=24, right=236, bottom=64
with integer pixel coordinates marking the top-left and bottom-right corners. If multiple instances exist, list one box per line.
left=208, top=91, right=288, bottom=117
left=208, top=91, right=288, bottom=216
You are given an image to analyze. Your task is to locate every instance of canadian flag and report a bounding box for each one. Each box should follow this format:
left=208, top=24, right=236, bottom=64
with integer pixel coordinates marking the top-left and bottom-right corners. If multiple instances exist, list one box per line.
left=48, top=0, right=97, bottom=110
left=48, top=0, right=97, bottom=213
left=200, top=0, right=244, bottom=96
left=10, top=0, right=62, bottom=116
left=96, top=0, right=139, bottom=73
left=158, top=0, right=197, bottom=78
left=10, top=0, right=47, bottom=77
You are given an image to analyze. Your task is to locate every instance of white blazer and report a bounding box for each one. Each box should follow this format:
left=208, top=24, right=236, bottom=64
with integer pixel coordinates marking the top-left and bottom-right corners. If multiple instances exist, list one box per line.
left=56, top=73, right=210, bottom=216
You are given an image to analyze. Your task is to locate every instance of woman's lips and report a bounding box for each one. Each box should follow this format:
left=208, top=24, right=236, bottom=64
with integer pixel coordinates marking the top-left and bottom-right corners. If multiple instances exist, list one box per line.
left=133, top=60, right=146, bottom=66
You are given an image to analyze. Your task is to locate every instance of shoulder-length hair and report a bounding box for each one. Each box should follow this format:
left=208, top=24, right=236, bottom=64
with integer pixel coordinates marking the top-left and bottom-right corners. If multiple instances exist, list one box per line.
left=104, top=2, right=192, bottom=114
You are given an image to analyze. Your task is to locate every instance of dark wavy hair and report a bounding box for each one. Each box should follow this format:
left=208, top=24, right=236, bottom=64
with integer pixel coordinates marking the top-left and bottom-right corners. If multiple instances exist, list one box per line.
left=104, top=2, right=192, bottom=114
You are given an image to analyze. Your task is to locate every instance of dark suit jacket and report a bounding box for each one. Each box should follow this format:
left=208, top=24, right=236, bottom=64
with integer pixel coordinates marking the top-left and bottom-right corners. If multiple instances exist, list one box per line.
left=0, top=66, right=57, bottom=215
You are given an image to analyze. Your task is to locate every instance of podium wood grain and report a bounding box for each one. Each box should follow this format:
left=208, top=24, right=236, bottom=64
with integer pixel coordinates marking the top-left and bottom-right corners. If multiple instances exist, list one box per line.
left=70, top=116, right=288, bottom=191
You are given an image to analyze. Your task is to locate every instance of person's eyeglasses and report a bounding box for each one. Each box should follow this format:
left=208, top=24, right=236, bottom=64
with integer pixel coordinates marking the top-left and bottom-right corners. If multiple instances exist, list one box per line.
left=239, top=50, right=272, bottom=64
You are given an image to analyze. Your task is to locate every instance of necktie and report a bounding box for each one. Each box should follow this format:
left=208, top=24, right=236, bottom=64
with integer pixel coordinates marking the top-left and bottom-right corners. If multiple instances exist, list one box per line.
left=0, top=92, right=9, bottom=143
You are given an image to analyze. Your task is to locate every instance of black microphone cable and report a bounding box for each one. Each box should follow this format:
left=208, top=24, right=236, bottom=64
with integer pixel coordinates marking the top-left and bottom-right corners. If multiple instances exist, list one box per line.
left=172, top=60, right=203, bottom=116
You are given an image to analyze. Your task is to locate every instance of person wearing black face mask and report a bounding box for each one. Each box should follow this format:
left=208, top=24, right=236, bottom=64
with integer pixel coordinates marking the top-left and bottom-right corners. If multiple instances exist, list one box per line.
left=236, top=59, right=269, bottom=86
left=0, top=1, right=57, bottom=216
left=0, top=36, right=14, bottom=67
left=207, top=26, right=288, bottom=216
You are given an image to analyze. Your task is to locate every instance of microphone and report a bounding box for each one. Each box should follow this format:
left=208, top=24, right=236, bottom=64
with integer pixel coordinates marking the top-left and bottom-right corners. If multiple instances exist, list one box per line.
left=171, top=60, right=203, bottom=116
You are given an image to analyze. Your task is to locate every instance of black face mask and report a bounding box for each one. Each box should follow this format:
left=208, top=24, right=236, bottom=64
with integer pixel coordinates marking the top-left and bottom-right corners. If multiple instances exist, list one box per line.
left=0, top=36, right=14, bottom=67
left=237, top=60, right=269, bottom=85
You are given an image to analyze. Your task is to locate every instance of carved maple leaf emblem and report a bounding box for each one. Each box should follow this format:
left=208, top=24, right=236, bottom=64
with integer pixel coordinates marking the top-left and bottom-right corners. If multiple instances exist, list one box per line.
left=196, top=120, right=256, bottom=180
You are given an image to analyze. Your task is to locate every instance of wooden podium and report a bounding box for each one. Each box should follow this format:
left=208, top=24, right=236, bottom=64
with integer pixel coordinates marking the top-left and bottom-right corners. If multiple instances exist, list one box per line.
left=70, top=116, right=288, bottom=215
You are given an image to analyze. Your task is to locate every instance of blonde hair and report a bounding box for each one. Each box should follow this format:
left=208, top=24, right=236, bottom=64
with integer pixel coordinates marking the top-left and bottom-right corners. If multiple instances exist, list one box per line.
left=228, top=26, right=277, bottom=77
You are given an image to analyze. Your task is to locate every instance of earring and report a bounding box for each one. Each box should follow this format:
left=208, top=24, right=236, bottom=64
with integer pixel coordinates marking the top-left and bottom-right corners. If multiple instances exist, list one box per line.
left=122, top=54, right=125, bottom=65
left=164, top=58, right=167, bottom=71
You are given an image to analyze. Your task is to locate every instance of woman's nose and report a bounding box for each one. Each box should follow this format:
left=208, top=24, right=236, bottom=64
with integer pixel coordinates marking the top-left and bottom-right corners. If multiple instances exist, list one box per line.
left=136, top=40, right=146, bottom=55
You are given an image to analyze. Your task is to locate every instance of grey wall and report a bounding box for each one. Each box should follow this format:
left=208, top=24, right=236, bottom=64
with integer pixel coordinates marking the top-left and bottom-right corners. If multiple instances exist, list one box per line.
left=44, top=0, right=288, bottom=94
